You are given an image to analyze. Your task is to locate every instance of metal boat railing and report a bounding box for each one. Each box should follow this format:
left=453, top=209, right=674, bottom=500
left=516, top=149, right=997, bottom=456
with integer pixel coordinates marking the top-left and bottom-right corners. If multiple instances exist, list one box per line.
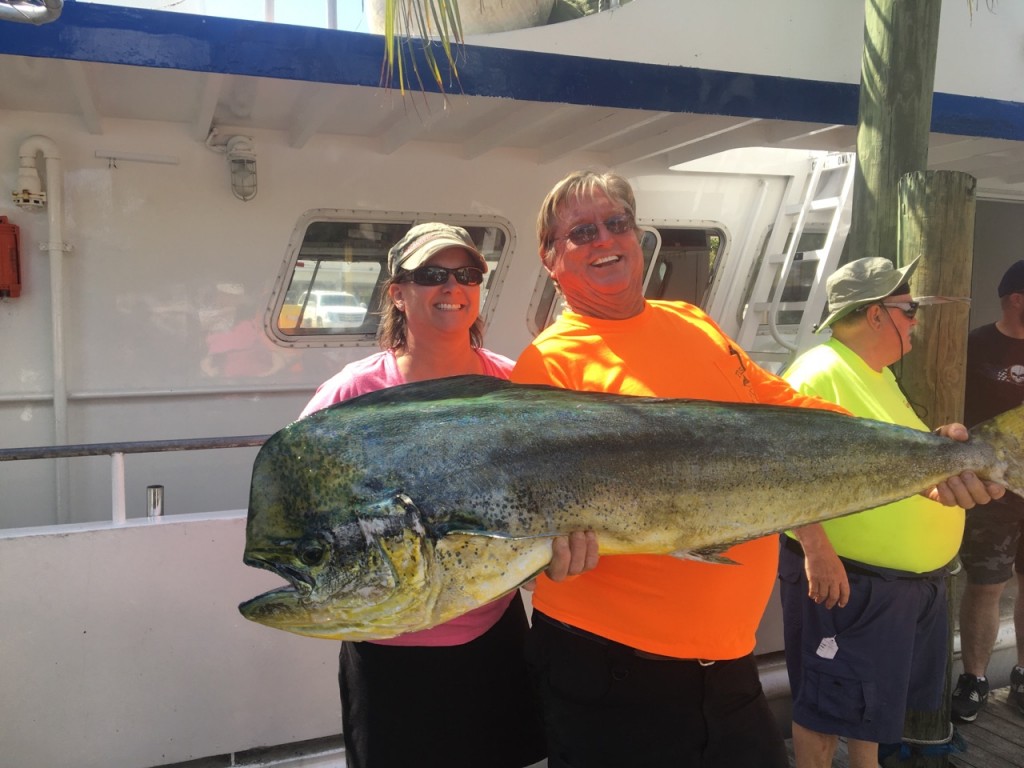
left=0, top=435, right=270, bottom=524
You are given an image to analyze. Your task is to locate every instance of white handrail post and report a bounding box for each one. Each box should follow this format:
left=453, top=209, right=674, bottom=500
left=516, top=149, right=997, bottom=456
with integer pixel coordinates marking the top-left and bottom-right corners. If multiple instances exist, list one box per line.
left=111, top=452, right=126, bottom=524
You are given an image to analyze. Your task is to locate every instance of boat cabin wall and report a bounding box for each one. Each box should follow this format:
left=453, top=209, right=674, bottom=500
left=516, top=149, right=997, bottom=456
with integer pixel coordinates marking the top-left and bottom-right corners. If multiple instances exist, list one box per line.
left=972, top=200, right=1024, bottom=329
left=0, top=110, right=796, bottom=529
left=0, top=118, right=540, bottom=525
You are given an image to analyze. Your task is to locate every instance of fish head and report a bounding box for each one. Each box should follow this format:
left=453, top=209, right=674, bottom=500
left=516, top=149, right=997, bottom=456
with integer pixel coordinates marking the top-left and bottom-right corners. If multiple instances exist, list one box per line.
left=239, top=417, right=442, bottom=640
left=240, top=491, right=443, bottom=640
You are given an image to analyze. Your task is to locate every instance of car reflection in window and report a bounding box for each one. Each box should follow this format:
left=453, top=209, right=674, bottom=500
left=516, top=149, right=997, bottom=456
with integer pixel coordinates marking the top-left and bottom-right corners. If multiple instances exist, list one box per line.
left=308, top=290, right=367, bottom=328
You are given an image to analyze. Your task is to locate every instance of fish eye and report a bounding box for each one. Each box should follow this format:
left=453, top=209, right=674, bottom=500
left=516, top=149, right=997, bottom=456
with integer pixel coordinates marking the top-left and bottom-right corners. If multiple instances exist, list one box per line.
left=295, top=536, right=329, bottom=567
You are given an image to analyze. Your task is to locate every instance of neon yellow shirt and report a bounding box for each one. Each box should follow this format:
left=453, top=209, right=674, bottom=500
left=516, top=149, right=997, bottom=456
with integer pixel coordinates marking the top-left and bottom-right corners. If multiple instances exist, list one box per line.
left=783, top=339, right=964, bottom=572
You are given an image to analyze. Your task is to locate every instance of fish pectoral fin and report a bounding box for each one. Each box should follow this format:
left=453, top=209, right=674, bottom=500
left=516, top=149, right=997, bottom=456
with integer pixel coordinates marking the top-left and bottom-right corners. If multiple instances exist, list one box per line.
left=513, top=566, right=548, bottom=590
left=671, top=547, right=739, bottom=566
left=439, top=526, right=557, bottom=541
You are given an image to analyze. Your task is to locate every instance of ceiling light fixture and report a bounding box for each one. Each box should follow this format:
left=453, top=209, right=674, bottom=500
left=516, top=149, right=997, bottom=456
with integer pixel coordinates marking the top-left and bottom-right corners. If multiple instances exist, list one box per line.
left=225, top=136, right=257, bottom=202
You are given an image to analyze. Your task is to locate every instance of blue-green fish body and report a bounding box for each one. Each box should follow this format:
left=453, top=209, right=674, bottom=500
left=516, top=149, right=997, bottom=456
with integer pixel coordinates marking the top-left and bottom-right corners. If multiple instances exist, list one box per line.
left=240, top=375, right=1024, bottom=640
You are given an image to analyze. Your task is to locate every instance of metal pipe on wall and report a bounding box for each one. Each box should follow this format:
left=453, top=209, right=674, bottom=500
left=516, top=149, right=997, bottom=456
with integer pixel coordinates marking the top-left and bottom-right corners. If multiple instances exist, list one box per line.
left=15, top=135, right=71, bottom=522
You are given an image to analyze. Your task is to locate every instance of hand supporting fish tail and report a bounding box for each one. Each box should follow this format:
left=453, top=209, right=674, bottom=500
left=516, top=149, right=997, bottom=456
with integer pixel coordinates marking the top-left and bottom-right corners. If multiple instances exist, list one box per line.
left=926, top=423, right=1005, bottom=508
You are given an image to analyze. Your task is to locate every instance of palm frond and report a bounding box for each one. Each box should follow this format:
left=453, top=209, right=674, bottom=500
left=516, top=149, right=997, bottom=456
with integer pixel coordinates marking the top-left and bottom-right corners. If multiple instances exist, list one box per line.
left=381, top=0, right=465, bottom=96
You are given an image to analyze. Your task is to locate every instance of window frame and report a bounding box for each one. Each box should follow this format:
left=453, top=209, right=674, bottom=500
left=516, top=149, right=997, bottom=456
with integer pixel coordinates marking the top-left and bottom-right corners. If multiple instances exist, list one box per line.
left=265, top=209, right=516, bottom=348
left=526, top=223, right=724, bottom=335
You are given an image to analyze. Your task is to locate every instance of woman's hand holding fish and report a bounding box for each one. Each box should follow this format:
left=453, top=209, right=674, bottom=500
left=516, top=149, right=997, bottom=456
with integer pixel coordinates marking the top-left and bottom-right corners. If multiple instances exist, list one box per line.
left=927, top=423, right=1006, bottom=508
left=794, top=524, right=849, bottom=609
left=547, top=530, right=600, bottom=582
left=521, top=531, right=599, bottom=591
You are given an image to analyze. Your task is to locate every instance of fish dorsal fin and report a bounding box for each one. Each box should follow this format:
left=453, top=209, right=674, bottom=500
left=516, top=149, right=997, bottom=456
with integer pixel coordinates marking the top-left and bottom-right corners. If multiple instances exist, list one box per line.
left=319, top=375, right=754, bottom=415
left=327, top=374, right=515, bottom=410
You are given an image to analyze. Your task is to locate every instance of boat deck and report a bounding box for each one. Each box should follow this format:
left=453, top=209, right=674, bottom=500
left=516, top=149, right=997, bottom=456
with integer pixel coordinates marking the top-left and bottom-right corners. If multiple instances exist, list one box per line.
left=948, top=687, right=1024, bottom=768
left=164, top=691, right=1024, bottom=767
left=164, top=701, right=1024, bottom=768
left=783, top=687, right=1024, bottom=767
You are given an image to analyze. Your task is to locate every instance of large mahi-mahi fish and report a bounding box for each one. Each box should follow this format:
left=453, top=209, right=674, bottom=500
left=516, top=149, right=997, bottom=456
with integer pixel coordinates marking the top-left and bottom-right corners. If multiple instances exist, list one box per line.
left=239, top=375, right=1024, bottom=640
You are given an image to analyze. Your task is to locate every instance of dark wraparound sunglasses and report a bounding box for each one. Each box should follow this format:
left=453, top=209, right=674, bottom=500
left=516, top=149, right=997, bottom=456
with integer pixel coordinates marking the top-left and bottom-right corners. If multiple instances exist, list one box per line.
left=881, top=300, right=920, bottom=319
left=399, top=265, right=484, bottom=286
left=555, top=213, right=635, bottom=246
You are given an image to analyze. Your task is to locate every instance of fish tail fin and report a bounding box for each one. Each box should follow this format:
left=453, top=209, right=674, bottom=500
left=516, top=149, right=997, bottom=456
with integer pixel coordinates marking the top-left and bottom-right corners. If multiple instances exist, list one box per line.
left=972, top=402, right=1024, bottom=497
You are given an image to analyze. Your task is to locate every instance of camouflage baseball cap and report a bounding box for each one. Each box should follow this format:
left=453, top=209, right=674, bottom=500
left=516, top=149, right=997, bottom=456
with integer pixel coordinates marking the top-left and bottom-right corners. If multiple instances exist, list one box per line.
left=387, top=223, right=488, bottom=276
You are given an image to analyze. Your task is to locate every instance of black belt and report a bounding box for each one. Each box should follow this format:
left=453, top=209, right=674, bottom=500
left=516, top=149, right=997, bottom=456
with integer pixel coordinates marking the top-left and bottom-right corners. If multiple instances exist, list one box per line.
left=781, top=534, right=944, bottom=581
left=532, top=610, right=717, bottom=665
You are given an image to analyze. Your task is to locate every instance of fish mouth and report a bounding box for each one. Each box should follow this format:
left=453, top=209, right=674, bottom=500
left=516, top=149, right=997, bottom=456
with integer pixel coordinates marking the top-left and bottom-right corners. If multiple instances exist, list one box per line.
left=238, top=552, right=373, bottom=637
left=238, top=584, right=308, bottom=630
left=243, top=552, right=315, bottom=595
left=239, top=553, right=312, bottom=627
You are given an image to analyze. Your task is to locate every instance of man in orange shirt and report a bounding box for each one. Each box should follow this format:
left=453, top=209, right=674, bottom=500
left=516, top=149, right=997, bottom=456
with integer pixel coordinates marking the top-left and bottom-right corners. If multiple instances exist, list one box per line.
left=512, top=170, right=1001, bottom=767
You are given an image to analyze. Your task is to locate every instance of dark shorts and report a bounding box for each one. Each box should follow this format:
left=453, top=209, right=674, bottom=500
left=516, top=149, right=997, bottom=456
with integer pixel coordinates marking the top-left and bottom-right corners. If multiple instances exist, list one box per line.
left=960, top=493, right=1024, bottom=585
left=526, top=611, right=788, bottom=768
left=338, top=590, right=545, bottom=768
left=778, top=536, right=948, bottom=745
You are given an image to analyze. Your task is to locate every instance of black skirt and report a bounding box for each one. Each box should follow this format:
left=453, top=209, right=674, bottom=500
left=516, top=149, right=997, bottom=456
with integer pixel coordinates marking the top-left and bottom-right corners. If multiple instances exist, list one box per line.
left=339, top=589, right=546, bottom=768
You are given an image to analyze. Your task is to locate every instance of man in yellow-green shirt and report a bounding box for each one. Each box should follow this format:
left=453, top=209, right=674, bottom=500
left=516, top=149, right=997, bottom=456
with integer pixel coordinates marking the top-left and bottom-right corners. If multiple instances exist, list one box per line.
left=780, top=255, right=964, bottom=768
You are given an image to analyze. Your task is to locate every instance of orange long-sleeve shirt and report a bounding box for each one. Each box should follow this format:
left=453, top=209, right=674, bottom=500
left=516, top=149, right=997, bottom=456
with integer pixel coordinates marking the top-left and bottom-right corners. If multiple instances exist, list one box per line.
left=512, top=300, right=846, bottom=659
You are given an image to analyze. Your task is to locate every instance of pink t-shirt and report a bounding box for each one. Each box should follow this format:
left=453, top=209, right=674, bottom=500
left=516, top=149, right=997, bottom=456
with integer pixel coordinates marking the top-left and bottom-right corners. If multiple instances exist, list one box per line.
left=300, top=347, right=517, bottom=646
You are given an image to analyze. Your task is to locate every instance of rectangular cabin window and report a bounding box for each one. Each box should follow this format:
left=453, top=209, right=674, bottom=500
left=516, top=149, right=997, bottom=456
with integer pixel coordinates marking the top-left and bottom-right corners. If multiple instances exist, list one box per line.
left=269, top=213, right=511, bottom=346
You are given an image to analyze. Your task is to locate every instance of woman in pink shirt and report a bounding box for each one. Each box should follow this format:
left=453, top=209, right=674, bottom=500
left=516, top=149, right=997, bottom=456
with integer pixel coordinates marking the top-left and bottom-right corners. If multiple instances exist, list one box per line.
left=300, top=222, right=595, bottom=768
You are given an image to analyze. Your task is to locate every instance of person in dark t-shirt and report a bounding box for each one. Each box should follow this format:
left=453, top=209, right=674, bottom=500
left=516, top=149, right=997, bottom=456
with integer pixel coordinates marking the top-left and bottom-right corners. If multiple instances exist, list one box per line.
left=953, top=259, right=1024, bottom=723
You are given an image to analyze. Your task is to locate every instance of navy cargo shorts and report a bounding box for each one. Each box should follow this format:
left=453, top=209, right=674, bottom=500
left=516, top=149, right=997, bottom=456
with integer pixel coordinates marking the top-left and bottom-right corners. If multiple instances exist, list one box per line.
left=778, top=536, right=948, bottom=745
left=960, top=493, right=1024, bottom=585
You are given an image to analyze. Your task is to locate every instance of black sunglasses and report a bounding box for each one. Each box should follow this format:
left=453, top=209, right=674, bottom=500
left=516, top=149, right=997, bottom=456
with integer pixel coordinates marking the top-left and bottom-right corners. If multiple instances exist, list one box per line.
left=881, top=300, right=920, bottom=319
left=556, top=214, right=635, bottom=246
left=400, top=265, right=484, bottom=286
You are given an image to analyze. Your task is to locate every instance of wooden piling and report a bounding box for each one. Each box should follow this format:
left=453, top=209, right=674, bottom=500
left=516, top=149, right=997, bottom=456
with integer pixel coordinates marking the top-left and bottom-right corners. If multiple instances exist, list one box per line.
left=887, top=169, right=976, bottom=768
